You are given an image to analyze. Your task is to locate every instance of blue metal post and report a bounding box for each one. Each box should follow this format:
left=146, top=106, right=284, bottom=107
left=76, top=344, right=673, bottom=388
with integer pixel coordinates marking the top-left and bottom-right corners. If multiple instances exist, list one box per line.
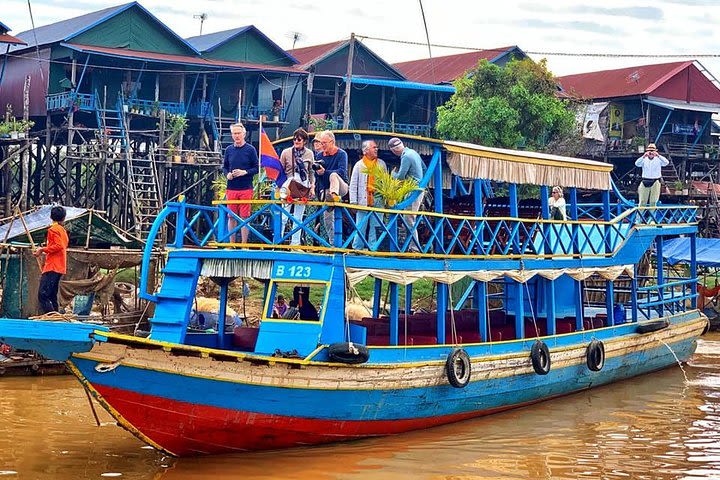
left=474, top=179, right=484, bottom=309
left=217, top=278, right=230, bottom=349
left=654, top=109, right=673, bottom=144
left=508, top=184, right=524, bottom=338
left=657, top=236, right=664, bottom=317
left=437, top=283, right=447, bottom=344
left=174, top=201, right=187, bottom=247
left=540, top=185, right=550, bottom=255
left=690, top=233, right=698, bottom=309
left=631, top=265, right=638, bottom=323
left=478, top=282, right=488, bottom=342
left=569, top=187, right=583, bottom=330
left=333, top=208, right=343, bottom=247
left=433, top=151, right=444, bottom=253
left=546, top=278, right=556, bottom=335
left=390, top=283, right=399, bottom=346
left=272, top=205, right=282, bottom=244
left=372, top=278, right=382, bottom=317
left=602, top=190, right=614, bottom=326
left=405, top=284, right=413, bottom=315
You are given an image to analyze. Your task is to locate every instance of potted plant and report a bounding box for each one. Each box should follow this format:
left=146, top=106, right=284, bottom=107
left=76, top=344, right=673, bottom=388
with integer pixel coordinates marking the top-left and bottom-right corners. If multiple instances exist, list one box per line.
left=166, top=114, right=188, bottom=161
left=363, top=163, right=419, bottom=208
left=631, top=136, right=646, bottom=153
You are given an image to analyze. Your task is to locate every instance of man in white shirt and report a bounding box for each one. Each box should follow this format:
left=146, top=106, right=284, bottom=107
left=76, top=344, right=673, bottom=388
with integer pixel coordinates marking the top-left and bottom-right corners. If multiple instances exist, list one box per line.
left=634, top=143, right=669, bottom=206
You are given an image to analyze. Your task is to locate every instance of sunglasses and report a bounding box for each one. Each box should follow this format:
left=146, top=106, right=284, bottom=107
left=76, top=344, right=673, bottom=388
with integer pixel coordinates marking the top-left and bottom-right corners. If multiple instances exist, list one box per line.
left=293, top=137, right=305, bottom=142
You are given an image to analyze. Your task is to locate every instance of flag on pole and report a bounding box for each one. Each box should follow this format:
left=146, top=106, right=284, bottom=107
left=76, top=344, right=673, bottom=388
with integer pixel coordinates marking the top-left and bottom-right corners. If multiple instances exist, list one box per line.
left=259, top=128, right=286, bottom=187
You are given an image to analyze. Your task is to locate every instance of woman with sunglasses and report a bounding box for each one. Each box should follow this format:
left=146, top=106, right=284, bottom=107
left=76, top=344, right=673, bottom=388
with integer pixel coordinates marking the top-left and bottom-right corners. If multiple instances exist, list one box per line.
left=279, top=128, right=315, bottom=246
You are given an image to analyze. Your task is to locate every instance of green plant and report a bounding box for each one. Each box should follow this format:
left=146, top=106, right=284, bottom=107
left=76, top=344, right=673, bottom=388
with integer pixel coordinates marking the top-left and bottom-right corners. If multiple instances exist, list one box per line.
left=673, top=180, right=684, bottom=191
left=166, top=114, right=188, bottom=149
left=631, top=136, right=646, bottom=147
left=363, top=163, right=419, bottom=207
left=0, top=122, right=11, bottom=135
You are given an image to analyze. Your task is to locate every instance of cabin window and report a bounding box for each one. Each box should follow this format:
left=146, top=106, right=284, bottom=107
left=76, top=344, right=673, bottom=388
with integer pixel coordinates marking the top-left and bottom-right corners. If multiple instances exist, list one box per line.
left=264, top=281, right=327, bottom=322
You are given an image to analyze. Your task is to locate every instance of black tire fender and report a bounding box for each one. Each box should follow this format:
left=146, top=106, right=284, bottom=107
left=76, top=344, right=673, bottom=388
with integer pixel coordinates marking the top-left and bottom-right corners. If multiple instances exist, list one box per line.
left=530, top=340, right=551, bottom=375
left=637, top=320, right=670, bottom=334
left=586, top=339, right=605, bottom=372
left=327, top=342, right=370, bottom=364
left=446, top=348, right=471, bottom=388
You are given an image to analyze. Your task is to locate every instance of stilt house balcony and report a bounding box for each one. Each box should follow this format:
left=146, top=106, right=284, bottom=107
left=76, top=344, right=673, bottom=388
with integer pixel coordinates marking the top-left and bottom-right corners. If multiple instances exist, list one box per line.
left=126, top=98, right=185, bottom=116
left=46, top=92, right=96, bottom=112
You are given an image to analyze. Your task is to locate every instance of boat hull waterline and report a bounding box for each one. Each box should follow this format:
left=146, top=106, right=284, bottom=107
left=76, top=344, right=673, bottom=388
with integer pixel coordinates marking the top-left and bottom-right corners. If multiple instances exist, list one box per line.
left=67, top=314, right=704, bottom=456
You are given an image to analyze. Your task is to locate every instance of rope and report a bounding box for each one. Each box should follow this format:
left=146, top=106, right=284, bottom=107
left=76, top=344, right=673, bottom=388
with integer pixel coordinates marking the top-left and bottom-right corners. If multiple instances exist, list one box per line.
left=28, top=312, right=77, bottom=321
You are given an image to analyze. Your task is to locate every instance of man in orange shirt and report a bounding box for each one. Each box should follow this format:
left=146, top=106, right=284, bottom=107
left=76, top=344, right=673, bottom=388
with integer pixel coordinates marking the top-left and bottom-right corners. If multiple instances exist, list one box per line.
left=33, top=206, right=69, bottom=313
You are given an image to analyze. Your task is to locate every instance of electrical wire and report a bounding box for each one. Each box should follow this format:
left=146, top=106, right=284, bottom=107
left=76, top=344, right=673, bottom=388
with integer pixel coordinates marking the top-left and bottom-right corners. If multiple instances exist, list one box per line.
left=357, top=34, right=720, bottom=59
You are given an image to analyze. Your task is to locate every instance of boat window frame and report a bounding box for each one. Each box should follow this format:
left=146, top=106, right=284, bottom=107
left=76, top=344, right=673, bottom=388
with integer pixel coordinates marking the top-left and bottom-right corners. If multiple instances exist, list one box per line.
left=261, top=279, right=331, bottom=324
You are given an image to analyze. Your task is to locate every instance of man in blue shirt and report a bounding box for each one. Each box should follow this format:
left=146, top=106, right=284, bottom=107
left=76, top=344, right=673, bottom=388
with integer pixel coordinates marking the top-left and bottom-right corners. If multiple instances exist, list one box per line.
left=223, top=123, right=258, bottom=243
left=388, top=137, right=425, bottom=251
left=315, top=130, right=349, bottom=241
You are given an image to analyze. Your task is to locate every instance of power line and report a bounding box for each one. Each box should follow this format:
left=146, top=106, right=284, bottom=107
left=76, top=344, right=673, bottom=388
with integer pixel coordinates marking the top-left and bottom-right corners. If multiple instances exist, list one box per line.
left=357, top=34, right=720, bottom=59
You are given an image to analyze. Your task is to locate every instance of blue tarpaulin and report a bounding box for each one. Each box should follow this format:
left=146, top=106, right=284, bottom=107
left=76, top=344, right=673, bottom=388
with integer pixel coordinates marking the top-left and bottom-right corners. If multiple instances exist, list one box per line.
left=662, top=237, right=720, bottom=267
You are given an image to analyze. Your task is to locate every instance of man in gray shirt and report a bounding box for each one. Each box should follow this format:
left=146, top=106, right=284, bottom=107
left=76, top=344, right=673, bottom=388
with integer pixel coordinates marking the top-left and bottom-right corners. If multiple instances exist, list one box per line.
left=388, top=137, right=425, bottom=252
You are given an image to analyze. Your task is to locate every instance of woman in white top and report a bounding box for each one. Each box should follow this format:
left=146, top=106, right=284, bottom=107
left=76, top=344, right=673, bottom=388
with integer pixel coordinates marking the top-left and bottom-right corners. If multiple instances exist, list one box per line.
left=548, top=186, right=567, bottom=220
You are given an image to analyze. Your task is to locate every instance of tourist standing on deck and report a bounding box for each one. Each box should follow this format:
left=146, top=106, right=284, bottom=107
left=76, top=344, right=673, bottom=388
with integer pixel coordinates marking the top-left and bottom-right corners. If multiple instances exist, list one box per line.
left=33, top=206, right=69, bottom=314
left=279, top=128, right=315, bottom=246
left=223, top=123, right=258, bottom=244
left=388, top=137, right=425, bottom=250
left=635, top=143, right=669, bottom=206
left=548, top=186, right=567, bottom=220
left=314, top=130, right=349, bottom=240
left=350, top=140, right=387, bottom=250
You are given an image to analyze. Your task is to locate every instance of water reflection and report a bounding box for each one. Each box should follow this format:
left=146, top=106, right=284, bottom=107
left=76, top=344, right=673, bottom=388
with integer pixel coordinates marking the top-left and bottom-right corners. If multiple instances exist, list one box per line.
left=1, top=335, right=720, bottom=479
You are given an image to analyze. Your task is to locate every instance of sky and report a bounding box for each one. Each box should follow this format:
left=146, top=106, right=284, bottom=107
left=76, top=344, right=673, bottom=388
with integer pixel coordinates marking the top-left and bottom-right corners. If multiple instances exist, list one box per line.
left=3, top=0, right=720, bottom=78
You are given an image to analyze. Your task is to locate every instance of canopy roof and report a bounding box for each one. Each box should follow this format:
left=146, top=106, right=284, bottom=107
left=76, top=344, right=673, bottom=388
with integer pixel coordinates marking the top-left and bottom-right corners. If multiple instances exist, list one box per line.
left=662, top=237, right=720, bottom=267
left=274, top=130, right=613, bottom=190
left=0, top=206, right=142, bottom=248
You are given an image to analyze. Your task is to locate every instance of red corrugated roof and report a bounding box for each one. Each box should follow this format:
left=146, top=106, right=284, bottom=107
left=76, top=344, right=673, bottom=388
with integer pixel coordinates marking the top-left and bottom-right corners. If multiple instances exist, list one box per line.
left=288, top=40, right=346, bottom=70
left=0, top=33, right=25, bottom=45
left=558, top=61, right=695, bottom=100
left=393, top=47, right=516, bottom=84
left=64, top=43, right=302, bottom=74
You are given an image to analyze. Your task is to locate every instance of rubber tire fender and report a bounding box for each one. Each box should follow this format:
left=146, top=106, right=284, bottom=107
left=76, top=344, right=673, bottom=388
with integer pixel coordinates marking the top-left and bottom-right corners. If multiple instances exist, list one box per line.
left=445, top=348, right=471, bottom=388
left=530, top=340, right=551, bottom=375
left=586, top=339, right=605, bottom=372
left=636, top=319, right=670, bottom=334
left=327, top=342, right=370, bottom=364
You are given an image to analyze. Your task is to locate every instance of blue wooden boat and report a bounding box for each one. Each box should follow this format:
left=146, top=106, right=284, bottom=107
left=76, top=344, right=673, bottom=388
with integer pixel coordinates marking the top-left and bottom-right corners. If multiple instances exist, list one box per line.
left=0, top=132, right=706, bottom=456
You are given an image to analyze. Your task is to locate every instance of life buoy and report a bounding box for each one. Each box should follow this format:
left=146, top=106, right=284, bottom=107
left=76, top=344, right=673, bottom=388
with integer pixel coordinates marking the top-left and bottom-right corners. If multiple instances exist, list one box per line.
left=446, top=348, right=471, bottom=388
left=636, top=320, right=670, bottom=334
left=530, top=340, right=551, bottom=375
left=586, top=340, right=605, bottom=372
left=328, top=342, right=370, bottom=364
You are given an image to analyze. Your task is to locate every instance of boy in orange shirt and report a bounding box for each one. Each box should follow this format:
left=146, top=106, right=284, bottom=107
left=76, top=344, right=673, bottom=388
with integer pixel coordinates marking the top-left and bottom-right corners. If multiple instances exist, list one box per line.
left=33, top=206, right=69, bottom=313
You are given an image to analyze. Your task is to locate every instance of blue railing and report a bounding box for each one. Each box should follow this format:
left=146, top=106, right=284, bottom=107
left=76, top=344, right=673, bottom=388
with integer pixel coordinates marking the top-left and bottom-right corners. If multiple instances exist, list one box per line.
left=242, top=105, right=286, bottom=120
left=368, top=120, right=431, bottom=137
left=636, top=276, right=697, bottom=318
left=141, top=200, right=697, bottom=259
left=126, top=98, right=184, bottom=116
left=46, top=92, right=96, bottom=112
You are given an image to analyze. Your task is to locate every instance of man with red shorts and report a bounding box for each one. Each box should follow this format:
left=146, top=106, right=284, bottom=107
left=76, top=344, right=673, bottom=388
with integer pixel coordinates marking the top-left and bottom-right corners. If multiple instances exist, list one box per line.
left=223, top=123, right=258, bottom=243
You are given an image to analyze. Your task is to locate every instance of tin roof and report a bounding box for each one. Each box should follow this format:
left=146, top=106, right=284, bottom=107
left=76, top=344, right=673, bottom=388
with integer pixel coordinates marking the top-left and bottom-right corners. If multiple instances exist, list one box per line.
left=9, top=2, right=199, bottom=55
left=393, top=46, right=520, bottom=84
left=186, top=25, right=298, bottom=64
left=287, top=40, right=347, bottom=70
left=63, top=43, right=304, bottom=74
left=557, top=61, right=702, bottom=100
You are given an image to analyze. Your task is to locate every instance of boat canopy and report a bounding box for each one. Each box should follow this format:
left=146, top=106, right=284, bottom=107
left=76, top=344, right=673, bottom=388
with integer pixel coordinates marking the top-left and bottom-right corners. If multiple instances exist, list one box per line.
left=280, top=132, right=614, bottom=191
left=345, top=265, right=634, bottom=286
left=443, top=141, right=613, bottom=190
left=662, top=237, right=720, bottom=267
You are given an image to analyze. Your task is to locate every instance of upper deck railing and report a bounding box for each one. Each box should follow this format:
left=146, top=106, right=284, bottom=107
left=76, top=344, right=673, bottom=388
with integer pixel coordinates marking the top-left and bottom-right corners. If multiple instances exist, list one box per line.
left=144, top=199, right=696, bottom=253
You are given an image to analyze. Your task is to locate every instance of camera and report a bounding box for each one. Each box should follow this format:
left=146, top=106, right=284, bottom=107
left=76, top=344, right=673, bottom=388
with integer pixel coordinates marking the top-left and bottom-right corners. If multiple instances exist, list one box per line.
left=311, top=161, right=324, bottom=172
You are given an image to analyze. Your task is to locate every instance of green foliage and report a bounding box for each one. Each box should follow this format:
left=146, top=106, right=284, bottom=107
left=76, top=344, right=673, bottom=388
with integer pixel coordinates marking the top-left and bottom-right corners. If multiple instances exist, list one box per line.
left=436, top=58, right=576, bottom=150
left=363, top=163, right=419, bottom=207
left=165, top=114, right=188, bottom=148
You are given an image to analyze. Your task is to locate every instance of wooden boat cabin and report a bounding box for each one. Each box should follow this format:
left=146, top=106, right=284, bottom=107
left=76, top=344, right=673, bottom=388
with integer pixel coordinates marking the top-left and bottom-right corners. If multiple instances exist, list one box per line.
left=139, top=131, right=699, bottom=359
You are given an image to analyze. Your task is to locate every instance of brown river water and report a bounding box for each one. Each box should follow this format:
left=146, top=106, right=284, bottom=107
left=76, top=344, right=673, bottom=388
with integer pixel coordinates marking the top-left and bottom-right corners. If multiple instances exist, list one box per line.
left=2, top=333, right=720, bottom=479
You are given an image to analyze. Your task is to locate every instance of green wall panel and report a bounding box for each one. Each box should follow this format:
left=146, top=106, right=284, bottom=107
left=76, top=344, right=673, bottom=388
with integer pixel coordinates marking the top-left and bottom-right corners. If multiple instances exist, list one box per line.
left=70, top=8, right=195, bottom=56
left=205, top=31, right=292, bottom=66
